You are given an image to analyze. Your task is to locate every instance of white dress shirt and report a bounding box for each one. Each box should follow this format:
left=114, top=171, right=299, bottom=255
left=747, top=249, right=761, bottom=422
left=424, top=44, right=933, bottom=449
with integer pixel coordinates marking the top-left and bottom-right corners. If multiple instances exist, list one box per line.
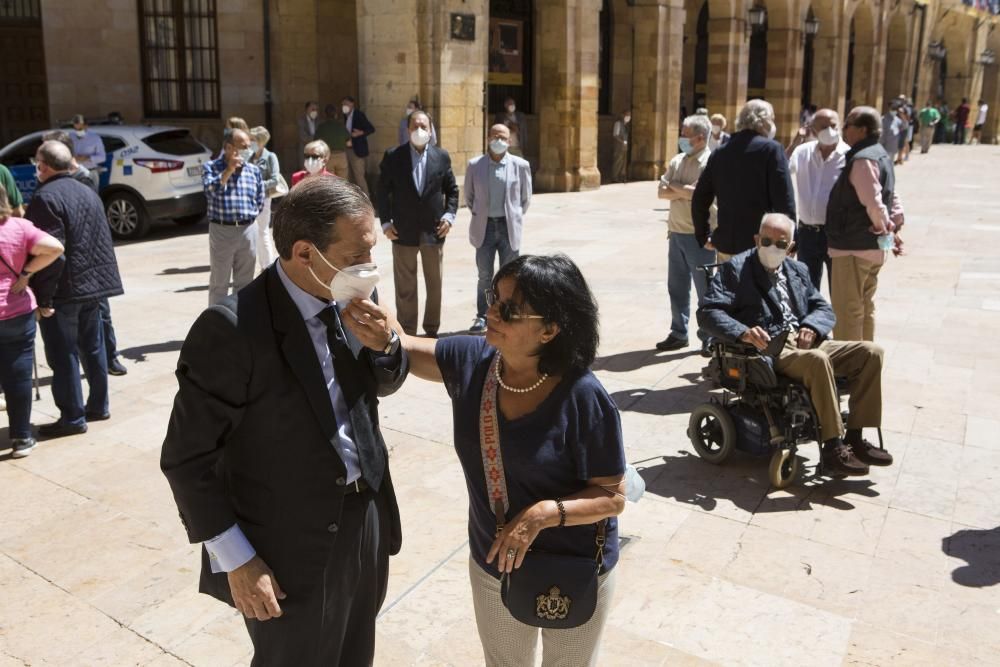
left=203, top=261, right=362, bottom=573
left=788, top=140, right=849, bottom=226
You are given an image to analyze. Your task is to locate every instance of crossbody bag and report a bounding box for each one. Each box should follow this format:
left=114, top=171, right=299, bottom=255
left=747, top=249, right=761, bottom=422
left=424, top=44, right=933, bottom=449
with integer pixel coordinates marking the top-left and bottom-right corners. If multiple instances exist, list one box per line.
left=479, top=353, right=606, bottom=629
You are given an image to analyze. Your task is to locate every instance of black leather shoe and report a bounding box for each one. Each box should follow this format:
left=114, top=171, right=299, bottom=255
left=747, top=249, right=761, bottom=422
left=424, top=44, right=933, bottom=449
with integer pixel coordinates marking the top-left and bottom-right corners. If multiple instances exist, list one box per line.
left=822, top=438, right=869, bottom=477
left=847, top=438, right=893, bottom=466
left=656, top=335, right=688, bottom=352
left=38, top=421, right=88, bottom=439
left=108, top=359, right=128, bottom=376
left=86, top=412, right=111, bottom=422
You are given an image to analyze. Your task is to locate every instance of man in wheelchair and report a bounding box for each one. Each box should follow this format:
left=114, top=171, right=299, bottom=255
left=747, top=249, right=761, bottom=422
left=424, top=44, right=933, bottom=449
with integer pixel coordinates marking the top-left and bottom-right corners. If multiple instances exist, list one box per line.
left=696, top=213, right=892, bottom=477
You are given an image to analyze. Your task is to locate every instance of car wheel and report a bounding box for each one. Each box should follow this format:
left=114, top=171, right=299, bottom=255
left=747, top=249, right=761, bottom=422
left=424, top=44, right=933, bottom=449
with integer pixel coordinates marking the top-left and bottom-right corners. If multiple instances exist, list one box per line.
left=105, top=192, right=151, bottom=239
left=173, top=214, right=205, bottom=226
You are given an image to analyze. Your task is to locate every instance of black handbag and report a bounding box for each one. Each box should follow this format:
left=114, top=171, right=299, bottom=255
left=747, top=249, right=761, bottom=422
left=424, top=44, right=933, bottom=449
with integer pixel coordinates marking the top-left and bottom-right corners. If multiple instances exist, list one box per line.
left=480, top=353, right=606, bottom=629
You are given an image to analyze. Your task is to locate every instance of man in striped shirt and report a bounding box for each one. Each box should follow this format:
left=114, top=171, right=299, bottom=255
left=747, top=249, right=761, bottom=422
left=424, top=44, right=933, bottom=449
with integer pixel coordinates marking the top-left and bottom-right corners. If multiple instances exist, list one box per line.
left=203, top=129, right=265, bottom=305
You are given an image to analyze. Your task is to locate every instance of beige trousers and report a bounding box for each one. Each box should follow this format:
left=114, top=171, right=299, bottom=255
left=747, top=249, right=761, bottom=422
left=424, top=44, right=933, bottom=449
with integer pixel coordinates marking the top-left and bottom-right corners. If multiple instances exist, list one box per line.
left=919, top=126, right=935, bottom=153
left=774, top=337, right=884, bottom=442
left=329, top=151, right=349, bottom=179
left=831, top=254, right=882, bottom=341
left=392, top=242, right=443, bottom=336
left=346, top=148, right=369, bottom=198
left=468, top=558, right=616, bottom=667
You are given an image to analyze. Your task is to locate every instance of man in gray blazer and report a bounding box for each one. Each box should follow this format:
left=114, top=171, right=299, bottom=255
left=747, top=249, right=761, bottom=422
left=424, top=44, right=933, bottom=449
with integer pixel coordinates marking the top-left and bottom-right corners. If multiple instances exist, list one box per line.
left=463, top=124, right=532, bottom=333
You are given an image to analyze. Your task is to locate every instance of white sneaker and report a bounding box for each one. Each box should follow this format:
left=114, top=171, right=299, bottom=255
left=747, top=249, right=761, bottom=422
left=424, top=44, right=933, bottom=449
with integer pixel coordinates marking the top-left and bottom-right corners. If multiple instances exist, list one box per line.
left=12, top=438, right=36, bottom=458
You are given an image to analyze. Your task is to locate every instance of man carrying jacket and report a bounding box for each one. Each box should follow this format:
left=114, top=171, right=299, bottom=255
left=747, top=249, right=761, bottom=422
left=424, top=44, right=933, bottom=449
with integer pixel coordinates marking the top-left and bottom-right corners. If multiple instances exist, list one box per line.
left=27, top=141, right=124, bottom=437
left=698, top=213, right=892, bottom=477
left=825, top=106, right=904, bottom=342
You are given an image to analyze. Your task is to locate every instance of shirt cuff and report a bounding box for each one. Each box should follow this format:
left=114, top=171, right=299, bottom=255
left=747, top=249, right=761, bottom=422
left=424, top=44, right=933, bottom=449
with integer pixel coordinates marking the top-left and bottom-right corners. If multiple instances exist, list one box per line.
left=204, top=524, right=256, bottom=573
left=441, top=213, right=456, bottom=225
left=381, top=222, right=393, bottom=232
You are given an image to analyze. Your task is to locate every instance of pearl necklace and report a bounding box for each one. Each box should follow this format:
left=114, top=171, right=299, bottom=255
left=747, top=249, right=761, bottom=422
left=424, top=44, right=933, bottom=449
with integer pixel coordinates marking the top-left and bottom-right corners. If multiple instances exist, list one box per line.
left=495, top=353, right=549, bottom=393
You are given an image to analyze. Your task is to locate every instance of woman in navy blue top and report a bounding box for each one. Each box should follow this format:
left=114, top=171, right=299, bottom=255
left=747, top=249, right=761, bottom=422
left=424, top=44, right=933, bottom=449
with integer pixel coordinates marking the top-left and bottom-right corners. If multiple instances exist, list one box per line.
left=399, top=254, right=626, bottom=666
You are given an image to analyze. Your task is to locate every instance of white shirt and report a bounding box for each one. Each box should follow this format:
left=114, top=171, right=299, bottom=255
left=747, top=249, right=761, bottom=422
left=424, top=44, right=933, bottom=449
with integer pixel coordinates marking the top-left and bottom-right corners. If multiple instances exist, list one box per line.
left=788, top=140, right=849, bottom=226
left=977, top=104, right=988, bottom=126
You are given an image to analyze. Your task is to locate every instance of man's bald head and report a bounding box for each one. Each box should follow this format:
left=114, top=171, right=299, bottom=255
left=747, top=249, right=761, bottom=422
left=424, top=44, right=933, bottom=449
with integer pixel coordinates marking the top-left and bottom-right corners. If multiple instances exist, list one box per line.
left=488, top=124, right=510, bottom=141
left=811, top=108, right=840, bottom=132
left=759, top=213, right=795, bottom=242
left=37, top=140, right=73, bottom=171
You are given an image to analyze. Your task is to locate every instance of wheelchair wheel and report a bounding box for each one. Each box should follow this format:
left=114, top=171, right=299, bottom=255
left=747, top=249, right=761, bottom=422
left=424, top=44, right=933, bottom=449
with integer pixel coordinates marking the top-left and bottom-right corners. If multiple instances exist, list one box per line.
left=688, top=403, right=736, bottom=464
left=768, top=448, right=799, bottom=489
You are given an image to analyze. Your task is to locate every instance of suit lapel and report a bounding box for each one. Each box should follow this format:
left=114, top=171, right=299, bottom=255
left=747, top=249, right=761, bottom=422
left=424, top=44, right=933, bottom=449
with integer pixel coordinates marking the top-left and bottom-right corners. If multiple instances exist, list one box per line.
left=752, top=254, right=784, bottom=321
left=266, top=268, right=339, bottom=441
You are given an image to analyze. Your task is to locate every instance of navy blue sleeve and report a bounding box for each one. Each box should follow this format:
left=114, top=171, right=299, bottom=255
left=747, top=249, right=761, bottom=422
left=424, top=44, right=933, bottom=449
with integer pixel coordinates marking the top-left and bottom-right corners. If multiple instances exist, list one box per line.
left=435, top=335, right=489, bottom=401
left=569, top=376, right=627, bottom=481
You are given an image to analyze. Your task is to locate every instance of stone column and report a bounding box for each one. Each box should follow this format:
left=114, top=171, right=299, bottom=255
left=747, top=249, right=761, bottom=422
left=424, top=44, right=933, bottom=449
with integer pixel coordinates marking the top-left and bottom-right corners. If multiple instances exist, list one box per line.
left=706, top=16, right=749, bottom=127
left=269, top=0, right=320, bottom=174
left=811, top=34, right=849, bottom=114
left=629, top=0, right=685, bottom=180
left=536, top=0, right=602, bottom=192
left=982, top=65, right=1000, bottom=144
left=765, top=27, right=804, bottom=144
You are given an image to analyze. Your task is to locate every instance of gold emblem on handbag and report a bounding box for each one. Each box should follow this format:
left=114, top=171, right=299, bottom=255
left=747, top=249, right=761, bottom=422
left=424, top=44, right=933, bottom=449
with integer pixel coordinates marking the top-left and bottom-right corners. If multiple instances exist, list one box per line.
left=536, top=586, right=572, bottom=621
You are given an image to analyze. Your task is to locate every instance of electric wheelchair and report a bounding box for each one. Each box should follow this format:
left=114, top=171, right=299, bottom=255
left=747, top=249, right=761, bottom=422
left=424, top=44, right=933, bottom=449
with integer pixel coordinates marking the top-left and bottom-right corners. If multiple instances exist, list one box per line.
left=687, top=267, right=885, bottom=488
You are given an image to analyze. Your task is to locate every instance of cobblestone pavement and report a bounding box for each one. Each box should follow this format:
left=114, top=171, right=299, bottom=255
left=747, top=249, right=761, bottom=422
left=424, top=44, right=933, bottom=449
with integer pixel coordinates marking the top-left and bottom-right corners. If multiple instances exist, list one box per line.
left=1, top=144, right=998, bottom=666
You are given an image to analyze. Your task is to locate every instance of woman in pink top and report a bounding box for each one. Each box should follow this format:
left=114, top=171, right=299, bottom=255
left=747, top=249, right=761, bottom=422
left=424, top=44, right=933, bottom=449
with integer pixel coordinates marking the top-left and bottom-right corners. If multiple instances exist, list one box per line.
left=0, top=184, right=65, bottom=457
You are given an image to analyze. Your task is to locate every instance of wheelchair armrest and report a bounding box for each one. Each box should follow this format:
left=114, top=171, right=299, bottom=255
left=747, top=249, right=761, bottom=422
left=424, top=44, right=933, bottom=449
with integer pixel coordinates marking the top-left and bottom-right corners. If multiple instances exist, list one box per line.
left=715, top=341, right=760, bottom=357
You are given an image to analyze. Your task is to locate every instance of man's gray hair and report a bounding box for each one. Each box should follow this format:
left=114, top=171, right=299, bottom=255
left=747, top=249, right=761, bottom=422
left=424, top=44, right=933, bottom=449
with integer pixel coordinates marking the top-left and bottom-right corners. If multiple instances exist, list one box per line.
left=736, top=99, right=775, bottom=133
left=272, top=175, right=374, bottom=259
left=848, top=106, right=881, bottom=139
left=682, top=114, right=712, bottom=140
left=759, top=213, right=795, bottom=241
left=37, top=140, right=73, bottom=171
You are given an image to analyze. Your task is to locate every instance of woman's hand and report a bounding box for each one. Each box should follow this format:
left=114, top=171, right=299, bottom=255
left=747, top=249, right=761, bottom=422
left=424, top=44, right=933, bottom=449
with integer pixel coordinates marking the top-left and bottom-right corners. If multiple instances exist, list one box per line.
left=11, top=275, right=30, bottom=294
left=487, top=501, right=557, bottom=574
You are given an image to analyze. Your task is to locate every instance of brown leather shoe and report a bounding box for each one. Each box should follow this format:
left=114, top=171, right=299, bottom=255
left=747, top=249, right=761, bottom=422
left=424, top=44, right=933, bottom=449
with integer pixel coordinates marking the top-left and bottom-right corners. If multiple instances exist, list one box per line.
left=822, top=439, right=869, bottom=477
left=847, top=438, right=893, bottom=466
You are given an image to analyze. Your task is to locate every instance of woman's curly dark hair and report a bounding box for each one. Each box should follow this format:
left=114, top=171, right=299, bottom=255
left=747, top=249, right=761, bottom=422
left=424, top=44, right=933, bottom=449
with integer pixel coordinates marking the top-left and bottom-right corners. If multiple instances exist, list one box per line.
left=493, top=254, right=599, bottom=376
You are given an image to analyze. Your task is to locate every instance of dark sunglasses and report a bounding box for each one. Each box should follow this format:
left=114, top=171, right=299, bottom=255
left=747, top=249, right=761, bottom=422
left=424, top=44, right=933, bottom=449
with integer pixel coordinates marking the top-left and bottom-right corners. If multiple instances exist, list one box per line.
left=304, top=153, right=324, bottom=159
left=484, top=289, right=544, bottom=323
left=760, top=237, right=791, bottom=250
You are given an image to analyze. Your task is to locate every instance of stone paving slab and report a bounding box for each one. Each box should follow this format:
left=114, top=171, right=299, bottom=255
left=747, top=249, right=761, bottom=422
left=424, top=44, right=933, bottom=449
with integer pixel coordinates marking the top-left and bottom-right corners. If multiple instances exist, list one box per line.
left=1, top=145, right=999, bottom=666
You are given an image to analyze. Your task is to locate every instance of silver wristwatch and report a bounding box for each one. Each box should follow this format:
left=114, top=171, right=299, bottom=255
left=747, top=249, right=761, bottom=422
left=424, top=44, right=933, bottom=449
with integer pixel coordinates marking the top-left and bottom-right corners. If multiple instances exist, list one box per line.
left=382, top=330, right=400, bottom=356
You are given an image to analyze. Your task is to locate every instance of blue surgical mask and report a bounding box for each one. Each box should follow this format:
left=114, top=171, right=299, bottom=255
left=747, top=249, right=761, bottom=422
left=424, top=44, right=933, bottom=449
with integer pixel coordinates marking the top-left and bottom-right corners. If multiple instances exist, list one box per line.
left=678, top=138, right=694, bottom=155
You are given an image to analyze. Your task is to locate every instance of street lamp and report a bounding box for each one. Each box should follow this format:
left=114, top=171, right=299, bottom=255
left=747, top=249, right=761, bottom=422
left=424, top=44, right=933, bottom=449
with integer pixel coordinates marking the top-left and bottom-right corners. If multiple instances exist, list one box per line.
left=746, top=4, right=767, bottom=39
left=802, top=13, right=820, bottom=45
left=979, top=48, right=996, bottom=66
left=927, top=40, right=946, bottom=61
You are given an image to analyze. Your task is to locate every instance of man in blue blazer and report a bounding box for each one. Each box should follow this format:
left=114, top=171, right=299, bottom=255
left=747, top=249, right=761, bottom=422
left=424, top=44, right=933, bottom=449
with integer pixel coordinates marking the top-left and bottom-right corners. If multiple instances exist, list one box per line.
left=463, top=124, right=533, bottom=333
left=692, top=100, right=796, bottom=261
left=342, top=96, right=376, bottom=198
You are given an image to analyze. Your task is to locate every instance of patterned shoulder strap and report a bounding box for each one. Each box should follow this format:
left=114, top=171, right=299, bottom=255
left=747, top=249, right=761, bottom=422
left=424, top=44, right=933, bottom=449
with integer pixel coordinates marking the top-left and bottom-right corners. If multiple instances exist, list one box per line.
left=479, top=353, right=509, bottom=534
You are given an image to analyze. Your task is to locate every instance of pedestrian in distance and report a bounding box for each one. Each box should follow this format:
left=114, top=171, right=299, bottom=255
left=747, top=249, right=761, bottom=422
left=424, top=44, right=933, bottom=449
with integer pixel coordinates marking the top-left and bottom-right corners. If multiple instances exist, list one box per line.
left=315, top=104, right=350, bottom=178
left=291, top=140, right=336, bottom=188
left=248, top=126, right=282, bottom=270
left=342, top=96, right=376, bottom=199
left=611, top=110, right=631, bottom=183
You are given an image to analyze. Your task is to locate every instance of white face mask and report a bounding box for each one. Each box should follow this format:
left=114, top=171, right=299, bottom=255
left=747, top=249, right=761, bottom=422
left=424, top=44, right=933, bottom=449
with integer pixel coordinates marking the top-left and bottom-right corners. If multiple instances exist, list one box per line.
left=309, top=245, right=380, bottom=303
left=758, top=243, right=787, bottom=270
left=74, top=129, right=86, bottom=138
left=250, top=141, right=260, bottom=155
left=405, top=107, right=415, bottom=116
left=623, top=115, right=631, bottom=123
left=766, top=121, right=777, bottom=141
left=410, top=128, right=431, bottom=148
left=817, top=127, right=841, bottom=146
left=304, top=157, right=324, bottom=174
left=489, top=138, right=509, bottom=155
left=342, top=105, right=352, bottom=116
left=238, top=148, right=254, bottom=163
left=506, top=104, right=516, bottom=113
left=712, top=124, right=722, bottom=136
left=308, top=110, right=318, bottom=120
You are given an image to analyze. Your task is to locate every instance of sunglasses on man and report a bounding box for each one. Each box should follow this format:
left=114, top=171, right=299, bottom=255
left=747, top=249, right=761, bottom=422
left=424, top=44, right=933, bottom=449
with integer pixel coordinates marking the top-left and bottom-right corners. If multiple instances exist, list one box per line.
left=759, top=237, right=792, bottom=250
left=304, top=153, right=324, bottom=160
left=484, top=289, right=544, bottom=323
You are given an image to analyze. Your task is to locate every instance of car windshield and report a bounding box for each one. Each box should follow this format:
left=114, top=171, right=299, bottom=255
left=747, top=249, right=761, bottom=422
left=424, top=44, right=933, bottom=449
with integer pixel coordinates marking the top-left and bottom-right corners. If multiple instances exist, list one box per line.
left=142, top=130, right=206, bottom=156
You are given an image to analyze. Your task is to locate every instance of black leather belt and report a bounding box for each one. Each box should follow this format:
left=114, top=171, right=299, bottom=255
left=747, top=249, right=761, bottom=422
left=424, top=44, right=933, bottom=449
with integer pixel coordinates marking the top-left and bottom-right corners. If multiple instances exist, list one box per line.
left=798, top=222, right=823, bottom=231
left=487, top=216, right=506, bottom=223
left=343, top=478, right=370, bottom=495
left=210, top=219, right=254, bottom=226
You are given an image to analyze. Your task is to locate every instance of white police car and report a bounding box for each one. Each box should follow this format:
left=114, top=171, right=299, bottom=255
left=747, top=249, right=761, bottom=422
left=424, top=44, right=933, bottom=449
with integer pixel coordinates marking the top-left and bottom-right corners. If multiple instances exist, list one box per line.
left=0, top=124, right=212, bottom=240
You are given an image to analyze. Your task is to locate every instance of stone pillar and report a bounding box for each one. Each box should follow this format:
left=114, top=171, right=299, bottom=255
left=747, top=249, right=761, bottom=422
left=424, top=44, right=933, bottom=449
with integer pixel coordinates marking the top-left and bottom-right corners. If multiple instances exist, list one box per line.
left=629, top=0, right=685, bottom=180
left=982, top=65, right=1000, bottom=144
left=883, top=45, right=909, bottom=101
left=536, top=0, right=602, bottom=192
left=356, top=0, right=487, bottom=190
left=852, top=38, right=878, bottom=108
left=811, top=34, right=849, bottom=114
left=269, top=0, right=320, bottom=174
left=706, top=16, right=749, bottom=127
left=765, top=27, right=804, bottom=144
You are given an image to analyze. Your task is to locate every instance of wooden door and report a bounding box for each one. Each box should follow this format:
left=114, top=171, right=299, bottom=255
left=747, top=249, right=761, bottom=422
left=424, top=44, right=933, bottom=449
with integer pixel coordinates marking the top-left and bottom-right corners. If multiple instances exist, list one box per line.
left=0, top=0, right=49, bottom=146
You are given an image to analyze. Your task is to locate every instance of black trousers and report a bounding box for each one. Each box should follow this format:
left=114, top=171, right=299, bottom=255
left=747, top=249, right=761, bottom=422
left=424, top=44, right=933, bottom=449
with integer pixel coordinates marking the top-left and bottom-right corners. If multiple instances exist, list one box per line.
left=245, top=488, right=390, bottom=666
left=796, top=223, right=832, bottom=293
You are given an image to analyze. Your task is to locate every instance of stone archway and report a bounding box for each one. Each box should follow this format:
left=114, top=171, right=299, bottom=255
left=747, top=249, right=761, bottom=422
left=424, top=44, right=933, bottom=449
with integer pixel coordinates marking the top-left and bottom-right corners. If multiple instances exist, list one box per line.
left=848, top=0, right=878, bottom=108
left=809, top=0, right=848, bottom=114
left=882, top=8, right=910, bottom=106
left=682, top=0, right=710, bottom=115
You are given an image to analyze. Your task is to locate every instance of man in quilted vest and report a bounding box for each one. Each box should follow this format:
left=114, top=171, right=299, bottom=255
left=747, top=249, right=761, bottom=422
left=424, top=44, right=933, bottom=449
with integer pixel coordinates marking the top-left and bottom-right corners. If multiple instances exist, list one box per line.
left=26, top=140, right=124, bottom=438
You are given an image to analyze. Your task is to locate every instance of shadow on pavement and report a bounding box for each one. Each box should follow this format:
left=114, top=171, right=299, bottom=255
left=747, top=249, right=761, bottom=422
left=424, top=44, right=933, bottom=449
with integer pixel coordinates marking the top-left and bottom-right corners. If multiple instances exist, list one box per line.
left=610, top=369, right=711, bottom=414
left=175, top=285, right=209, bottom=293
left=594, top=348, right=698, bottom=373
left=114, top=219, right=207, bottom=247
left=120, top=340, right=184, bottom=362
left=634, top=451, right=880, bottom=513
left=943, top=526, right=1000, bottom=587
left=158, top=265, right=211, bottom=276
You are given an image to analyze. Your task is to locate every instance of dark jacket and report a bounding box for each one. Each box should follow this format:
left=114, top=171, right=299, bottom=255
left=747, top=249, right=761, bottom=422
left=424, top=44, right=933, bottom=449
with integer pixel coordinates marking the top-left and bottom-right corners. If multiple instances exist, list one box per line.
left=25, top=173, right=123, bottom=306
left=378, top=144, right=459, bottom=247
left=346, top=109, right=376, bottom=158
left=825, top=137, right=894, bottom=252
left=697, top=249, right=836, bottom=343
left=160, top=265, right=409, bottom=607
left=692, top=129, right=796, bottom=255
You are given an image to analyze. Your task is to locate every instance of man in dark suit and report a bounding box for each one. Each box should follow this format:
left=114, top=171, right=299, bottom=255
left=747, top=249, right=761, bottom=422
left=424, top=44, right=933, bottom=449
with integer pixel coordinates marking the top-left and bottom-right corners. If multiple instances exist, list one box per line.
left=342, top=95, right=376, bottom=199
left=378, top=110, right=459, bottom=336
left=692, top=99, right=796, bottom=261
left=161, top=177, right=408, bottom=666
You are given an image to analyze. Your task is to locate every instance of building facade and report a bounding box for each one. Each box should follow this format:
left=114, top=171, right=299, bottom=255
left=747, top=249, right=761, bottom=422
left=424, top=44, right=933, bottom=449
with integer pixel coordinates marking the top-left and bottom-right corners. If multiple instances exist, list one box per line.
left=2, top=0, right=998, bottom=192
